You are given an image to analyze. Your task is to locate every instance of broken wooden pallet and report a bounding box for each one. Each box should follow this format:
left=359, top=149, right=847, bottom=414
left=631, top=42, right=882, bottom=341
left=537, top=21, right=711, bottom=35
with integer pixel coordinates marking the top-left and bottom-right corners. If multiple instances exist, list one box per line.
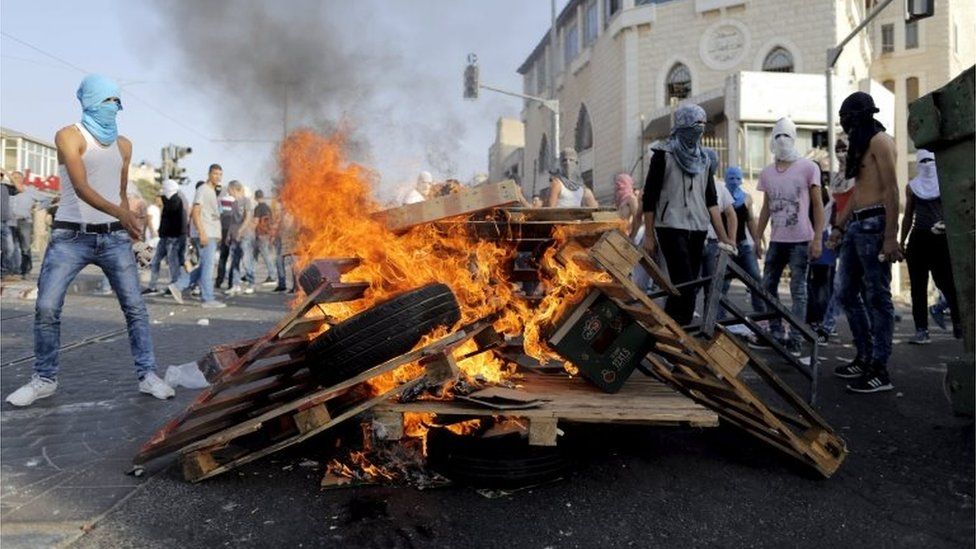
left=134, top=258, right=368, bottom=467
left=372, top=371, right=718, bottom=447
left=566, top=231, right=847, bottom=477
left=376, top=180, right=522, bottom=233
left=178, top=323, right=493, bottom=482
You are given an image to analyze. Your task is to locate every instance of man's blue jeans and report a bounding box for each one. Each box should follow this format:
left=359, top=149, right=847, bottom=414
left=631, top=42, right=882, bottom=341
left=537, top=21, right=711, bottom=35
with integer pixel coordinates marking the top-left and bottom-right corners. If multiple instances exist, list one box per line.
left=702, top=239, right=766, bottom=316
left=148, top=236, right=185, bottom=290
left=230, top=236, right=255, bottom=287
left=1, top=224, right=16, bottom=274
left=176, top=237, right=217, bottom=302
left=836, top=215, right=894, bottom=365
left=256, top=235, right=276, bottom=280
left=762, top=241, right=809, bottom=343
left=34, top=228, right=156, bottom=380
left=274, top=237, right=288, bottom=289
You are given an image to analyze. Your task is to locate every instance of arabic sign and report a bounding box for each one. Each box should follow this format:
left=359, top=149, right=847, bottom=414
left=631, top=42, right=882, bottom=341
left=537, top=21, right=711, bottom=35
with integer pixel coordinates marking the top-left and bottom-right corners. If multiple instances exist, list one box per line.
left=700, top=19, right=750, bottom=70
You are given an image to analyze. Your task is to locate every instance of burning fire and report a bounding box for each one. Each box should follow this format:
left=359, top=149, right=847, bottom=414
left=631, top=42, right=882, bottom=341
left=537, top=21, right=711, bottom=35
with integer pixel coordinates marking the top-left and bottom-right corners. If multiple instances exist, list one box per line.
left=279, top=130, right=611, bottom=390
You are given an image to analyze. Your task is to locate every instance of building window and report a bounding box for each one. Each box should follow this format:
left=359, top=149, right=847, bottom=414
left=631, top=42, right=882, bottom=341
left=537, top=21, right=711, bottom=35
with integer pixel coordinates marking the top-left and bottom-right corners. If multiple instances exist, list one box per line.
left=535, top=56, right=547, bottom=95
left=539, top=134, right=550, bottom=173
left=905, top=20, right=918, bottom=50
left=575, top=104, right=593, bottom=151
left=604, top=0, right=621, bottom=27
left=762, top=47, right=794, bottom=73
left=666, top=63, right=692, bottom=104
left=881, top=24, right=894, bottom=53
left=563, top=18, right=579, bottom=68
left=584, top=0, right=599, bottom=47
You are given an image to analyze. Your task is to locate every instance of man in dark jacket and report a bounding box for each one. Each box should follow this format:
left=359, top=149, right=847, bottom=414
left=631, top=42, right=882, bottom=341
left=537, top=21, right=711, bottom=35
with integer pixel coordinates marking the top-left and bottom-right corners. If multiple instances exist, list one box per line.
left=143, top=179, right=186, bottom=294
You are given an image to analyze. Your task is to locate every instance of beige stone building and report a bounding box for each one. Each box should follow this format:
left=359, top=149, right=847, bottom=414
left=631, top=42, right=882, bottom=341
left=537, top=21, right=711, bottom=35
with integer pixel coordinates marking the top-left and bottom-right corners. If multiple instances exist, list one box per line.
left=513, top=0, right=973, bottom=203
left=488, top=118, right=526, bottom=184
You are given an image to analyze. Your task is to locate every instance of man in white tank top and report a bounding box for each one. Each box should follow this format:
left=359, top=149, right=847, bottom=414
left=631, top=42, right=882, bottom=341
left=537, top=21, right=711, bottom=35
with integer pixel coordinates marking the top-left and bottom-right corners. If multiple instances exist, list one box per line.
left=6, top=75, right=174, bottom=407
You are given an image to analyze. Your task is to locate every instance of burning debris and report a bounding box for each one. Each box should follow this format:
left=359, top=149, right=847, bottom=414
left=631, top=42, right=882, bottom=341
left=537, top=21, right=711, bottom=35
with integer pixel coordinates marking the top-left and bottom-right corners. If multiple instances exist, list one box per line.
left=134, top=129, right=847, bottom=488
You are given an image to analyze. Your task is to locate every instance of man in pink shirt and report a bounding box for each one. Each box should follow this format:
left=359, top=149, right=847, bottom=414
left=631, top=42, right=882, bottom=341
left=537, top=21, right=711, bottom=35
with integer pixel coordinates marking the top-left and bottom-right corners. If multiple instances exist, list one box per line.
left=755, top=117, right=825, bottom=356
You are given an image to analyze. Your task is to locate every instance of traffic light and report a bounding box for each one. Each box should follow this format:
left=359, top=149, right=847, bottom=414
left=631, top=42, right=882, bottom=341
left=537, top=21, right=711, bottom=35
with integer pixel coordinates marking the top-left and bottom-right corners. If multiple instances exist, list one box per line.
left=172, top=165, right=188, bottom=184
left=905, top=0, right=933, bottom=22
left=463, top=54, right=479, bottom=100
left=172, top=145, right=192, bottom=160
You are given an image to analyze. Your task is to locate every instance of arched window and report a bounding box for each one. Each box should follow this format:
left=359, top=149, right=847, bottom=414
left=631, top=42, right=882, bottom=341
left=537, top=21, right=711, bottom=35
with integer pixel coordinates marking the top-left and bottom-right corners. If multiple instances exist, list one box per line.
left=762, top=47, right=794, bottom=73
left=575, top=104, right=593, bottom=151
left=666, top=63, right=692, bottom=104
left=538, top=134, right=550, bottom=173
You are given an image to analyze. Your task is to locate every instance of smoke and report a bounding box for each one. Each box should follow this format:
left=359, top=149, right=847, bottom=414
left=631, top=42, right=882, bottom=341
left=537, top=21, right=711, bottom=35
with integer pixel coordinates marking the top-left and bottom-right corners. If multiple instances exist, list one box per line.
left=148, top=0, right=468, bottom=188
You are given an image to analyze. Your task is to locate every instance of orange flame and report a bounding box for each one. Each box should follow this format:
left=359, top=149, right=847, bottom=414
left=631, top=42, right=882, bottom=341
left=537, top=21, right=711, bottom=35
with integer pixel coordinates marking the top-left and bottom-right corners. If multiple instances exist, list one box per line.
left=279, top=129, right=610, bottom=388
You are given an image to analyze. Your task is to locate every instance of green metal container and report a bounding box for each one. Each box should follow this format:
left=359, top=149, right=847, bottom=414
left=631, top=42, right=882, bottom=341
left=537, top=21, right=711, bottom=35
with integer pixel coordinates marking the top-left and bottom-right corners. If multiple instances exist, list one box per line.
left=908, top=65, right=975, bottom=416
left=549, top=289, right=654, bottom=393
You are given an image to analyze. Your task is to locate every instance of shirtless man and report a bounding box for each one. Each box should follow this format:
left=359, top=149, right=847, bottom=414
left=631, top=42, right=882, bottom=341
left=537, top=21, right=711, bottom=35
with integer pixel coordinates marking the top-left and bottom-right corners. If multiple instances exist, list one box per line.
left=827, top=91, right=901, bottom=394
left=6, top=74, right=174, bottom=406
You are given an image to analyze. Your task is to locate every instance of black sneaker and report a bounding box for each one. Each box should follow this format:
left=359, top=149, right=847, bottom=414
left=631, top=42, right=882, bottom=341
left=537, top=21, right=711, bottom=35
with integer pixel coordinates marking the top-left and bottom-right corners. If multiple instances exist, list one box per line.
left=141, top=288, right=160, bottom=296
left=785, top=339, right=802, bottom=357
left=747, top=337, right=773, bottom=350
left=834, top=357, right=868, bottom=379
left=272, top=285, right=287, bottom=293
left=847, top=366, right=894, bottom=393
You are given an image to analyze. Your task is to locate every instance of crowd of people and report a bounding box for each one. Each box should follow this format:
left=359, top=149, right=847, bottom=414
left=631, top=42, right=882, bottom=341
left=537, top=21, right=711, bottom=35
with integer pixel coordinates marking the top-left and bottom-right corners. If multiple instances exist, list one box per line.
left=2, top=74, right=963, bottom=409
left=567, top=91, right=960, bottom=396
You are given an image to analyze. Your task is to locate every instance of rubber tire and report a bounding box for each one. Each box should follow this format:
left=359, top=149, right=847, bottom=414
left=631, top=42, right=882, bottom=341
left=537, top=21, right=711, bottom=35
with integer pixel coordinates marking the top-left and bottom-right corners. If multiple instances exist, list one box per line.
left=307, top=283, right=461, bottom=386
left=426, top=428, right=567, bottom=489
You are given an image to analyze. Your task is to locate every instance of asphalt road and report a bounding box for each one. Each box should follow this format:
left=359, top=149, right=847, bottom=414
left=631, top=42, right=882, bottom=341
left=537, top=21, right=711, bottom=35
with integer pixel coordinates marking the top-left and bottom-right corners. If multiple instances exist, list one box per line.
left=1, top=274, right=972, bottom=548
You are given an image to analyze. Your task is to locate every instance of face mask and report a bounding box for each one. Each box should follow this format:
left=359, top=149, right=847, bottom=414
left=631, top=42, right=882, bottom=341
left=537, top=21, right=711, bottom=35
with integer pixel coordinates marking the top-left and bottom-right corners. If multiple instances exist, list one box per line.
left=82, top=101, right=120, bottom=146
left=771, top=135, right=797, bottom=161
left=839, top=112, right=854, bottom=134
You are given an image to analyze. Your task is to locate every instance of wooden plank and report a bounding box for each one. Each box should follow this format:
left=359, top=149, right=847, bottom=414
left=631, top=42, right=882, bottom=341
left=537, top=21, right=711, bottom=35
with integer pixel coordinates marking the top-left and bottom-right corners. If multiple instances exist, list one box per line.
left=294, top=404, right=332, bottom=434
left=500, top=207, right=618, bottom=222
left=528, top=417, right=558, bottom=446
left=181, top=451, right=220, bottom=481
left=598, top=231, right=677, bottom=295
left=706, top=332, right=749, bottom=379
left=701, top=250, right=730, bottom=337
left=311, top=282, right=369, bottom=305
left=379, top=180, right=521, bottom=233
left=372, top=411, right=405, bottom=441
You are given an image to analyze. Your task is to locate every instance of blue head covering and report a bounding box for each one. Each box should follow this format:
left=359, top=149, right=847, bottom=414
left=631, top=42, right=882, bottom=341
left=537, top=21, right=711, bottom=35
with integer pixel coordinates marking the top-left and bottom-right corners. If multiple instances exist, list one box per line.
left=666, top=104, right=709, bottom=176
left=77, top=75, right=123, bottom=146
left=725, top=166, right=745, bottom=207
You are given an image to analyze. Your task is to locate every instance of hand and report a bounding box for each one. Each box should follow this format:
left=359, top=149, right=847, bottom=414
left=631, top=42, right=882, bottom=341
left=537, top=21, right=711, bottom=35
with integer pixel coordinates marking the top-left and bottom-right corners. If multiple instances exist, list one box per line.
left=882, top=237, right=904, bottom=263
left=199, top=234, right=210, bottom=248
left=826, top=228, right=843, bottom=250
left=809, top=239, right=823, bottom=261
left=118, top=210, right=143, bottom=240
left=755, top=241, right=765, bottom=259
left=642, top=233, right=656, bottom=257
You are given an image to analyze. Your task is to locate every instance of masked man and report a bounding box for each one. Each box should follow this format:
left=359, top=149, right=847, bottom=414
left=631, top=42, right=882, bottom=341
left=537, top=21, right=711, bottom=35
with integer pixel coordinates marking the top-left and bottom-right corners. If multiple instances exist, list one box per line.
left=6, top=75, right=174, bottom=407
left=641, top=103, right=733, bottom=325
left=755, top=117, right=825, bottom=356
left=828, top=91, right=901, bottom=394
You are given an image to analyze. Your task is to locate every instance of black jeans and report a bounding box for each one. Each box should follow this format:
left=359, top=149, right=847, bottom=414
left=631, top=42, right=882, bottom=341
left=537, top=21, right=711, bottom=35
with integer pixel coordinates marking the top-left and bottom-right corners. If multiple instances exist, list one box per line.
left=656, top=227, right=706, bottom=326
left=215, top=230, right=231, bottom=289
left=907, top=231, right=960, bottom=331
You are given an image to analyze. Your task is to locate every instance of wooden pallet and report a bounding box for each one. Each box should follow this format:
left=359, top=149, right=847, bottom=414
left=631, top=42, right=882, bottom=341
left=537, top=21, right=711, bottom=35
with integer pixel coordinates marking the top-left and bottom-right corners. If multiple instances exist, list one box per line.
left=134, top=259, right=368, bottom=467
left=572, top=231, right=847, bottom=477
left=373, top=371, right=718, bottom=447
left=376, top=180, right=522, bottom=233
left=178, top=323, right=492, bottom=482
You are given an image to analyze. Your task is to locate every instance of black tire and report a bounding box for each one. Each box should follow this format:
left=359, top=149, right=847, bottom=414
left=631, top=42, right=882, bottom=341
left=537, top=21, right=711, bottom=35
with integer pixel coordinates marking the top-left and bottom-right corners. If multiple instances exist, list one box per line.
left=426, top=428, right=567, bottom=489
left=307, top=283, right=461, bottom=386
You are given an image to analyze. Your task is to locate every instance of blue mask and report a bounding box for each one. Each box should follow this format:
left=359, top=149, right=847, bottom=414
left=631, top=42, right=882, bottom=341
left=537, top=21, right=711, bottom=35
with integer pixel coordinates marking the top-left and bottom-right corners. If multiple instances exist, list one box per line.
left=725, top=166, right=746, bottom=208
left=82, top=101, right=120, bottom=146
left=76, top=74, right=123, bottom=146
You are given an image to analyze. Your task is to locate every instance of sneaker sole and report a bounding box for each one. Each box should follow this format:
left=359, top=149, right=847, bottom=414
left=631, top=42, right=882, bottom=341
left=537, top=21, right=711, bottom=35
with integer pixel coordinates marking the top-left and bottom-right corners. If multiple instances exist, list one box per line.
left=6, top=391, right=56, bottom=407
left=846, top=383, right=894, bottom=394
left=168, top=285, right=184, bottom=305
left=139, top=387, right=175, bottom=399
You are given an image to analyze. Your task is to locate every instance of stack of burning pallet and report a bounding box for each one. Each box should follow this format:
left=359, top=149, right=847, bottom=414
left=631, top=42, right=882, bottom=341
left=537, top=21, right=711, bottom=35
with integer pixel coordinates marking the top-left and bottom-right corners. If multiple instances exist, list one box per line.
left=133, top=180, right=846, bottom=484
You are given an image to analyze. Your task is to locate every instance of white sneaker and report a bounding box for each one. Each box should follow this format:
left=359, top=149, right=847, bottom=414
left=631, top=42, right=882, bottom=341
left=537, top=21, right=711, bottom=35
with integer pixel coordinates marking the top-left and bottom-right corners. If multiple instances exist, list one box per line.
left=168, top=283, right=184, bottom=304
left=139, top=372, right=175, bottom=400
left=225, top=285, right=242, bottom=296
left=201, top=300, right=227, bottom=309
left=243, top=285, right=255, bottom=295
left=6, top=375, right=58, bottom=407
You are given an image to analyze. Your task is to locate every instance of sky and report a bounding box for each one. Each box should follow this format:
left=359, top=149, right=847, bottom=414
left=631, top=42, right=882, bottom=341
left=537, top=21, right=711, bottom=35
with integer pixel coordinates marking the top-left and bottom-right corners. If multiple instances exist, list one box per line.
left=0, top=0, right=558, bottom=200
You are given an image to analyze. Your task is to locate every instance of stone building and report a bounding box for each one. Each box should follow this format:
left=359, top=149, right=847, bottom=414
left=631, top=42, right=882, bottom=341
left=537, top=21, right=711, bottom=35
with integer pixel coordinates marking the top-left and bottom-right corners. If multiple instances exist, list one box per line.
left=488, top=117, right=526, bottom=184
left=514, top=0, right=973, bottom=203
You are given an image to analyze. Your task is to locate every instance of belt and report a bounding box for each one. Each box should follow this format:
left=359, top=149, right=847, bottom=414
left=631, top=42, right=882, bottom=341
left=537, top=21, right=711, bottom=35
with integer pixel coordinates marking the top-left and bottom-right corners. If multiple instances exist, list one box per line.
left=53, top=220, right=124, bottom=234
left=850, top=206, right=885, bottom=221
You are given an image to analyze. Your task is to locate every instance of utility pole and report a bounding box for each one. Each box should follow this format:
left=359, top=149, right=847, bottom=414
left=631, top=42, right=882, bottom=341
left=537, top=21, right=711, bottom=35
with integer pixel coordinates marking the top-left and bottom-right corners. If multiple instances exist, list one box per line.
left=549, top=0, right=560, bottom=157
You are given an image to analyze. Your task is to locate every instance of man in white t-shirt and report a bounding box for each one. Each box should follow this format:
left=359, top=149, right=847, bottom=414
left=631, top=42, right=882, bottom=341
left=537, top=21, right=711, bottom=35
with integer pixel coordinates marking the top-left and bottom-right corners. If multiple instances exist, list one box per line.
left=169, top=164, right=226, bottom=308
